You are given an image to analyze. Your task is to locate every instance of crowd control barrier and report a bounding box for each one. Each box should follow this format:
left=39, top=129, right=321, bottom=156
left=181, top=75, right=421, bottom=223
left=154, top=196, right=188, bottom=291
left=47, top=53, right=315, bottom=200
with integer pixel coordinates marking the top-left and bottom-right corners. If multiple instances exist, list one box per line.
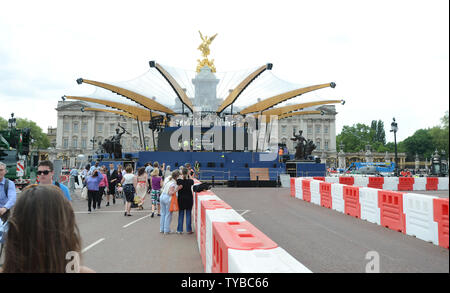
left=413, top=177, right=427, bottom=191
left=378, top=190, right=406, bottom=233
left=313, top=177, right=325, bottom=181
left=291, top=176, right=449, bottom=191
left=295, top=178, right=303, bottom=200
left=192, top=180, right=312, bottom=272
left=339, top=176, right=354, bottom=186
left=398, top=177, right=414, bottom=191
left=319, top=181, right=333, bottom=209
left=343, top=186, right=361, bottom=218
left=368, top=177, right=384, bottom=189
left=433, top=198, right=449, bottom=249
left=203, top=201, right=244, bottom=273
left=291, top=177, right=449, bottom=249
left=331, top=183, right=345, bottom=213
left=426, top=177, right=439, bottom=191
left=310, top=180, right=321, bottom=205
left=403, top=193, right=439, bottom=245
left=211, top=221, right=311, bottom=273
left=359, top=187, right=381, bottom=225
left=290, top=178, right=296, bottom=197
left=383, top=177, right=399, bottom=191
left=302, top=179, right=311, bottom=202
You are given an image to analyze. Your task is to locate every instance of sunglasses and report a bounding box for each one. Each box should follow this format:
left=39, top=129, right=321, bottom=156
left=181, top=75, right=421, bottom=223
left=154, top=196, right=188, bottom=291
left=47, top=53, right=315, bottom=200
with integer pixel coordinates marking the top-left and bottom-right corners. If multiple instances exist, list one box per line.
left=37, top=170, right=51, bottom=175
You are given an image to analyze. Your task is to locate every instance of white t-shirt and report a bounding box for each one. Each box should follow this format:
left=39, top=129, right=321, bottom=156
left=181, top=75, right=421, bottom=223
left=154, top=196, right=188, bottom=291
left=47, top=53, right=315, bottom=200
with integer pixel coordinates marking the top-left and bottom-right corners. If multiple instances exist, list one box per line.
left=162, top=179, right=176, bottom=195
left=123, top=173, right=135, bottom=185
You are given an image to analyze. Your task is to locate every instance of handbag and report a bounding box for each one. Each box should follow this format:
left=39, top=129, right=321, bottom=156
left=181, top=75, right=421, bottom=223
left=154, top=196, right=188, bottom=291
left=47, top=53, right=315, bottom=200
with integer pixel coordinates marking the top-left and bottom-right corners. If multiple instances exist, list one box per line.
left=81, top=186, right=88, bottom=200
left=169, top=194, right=179, bottom=212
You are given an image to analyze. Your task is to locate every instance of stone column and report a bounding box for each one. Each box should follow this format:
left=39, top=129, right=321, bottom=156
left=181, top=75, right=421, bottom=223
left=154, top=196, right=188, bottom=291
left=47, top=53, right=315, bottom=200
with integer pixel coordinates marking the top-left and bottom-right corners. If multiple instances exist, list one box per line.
left=415, top=154, right=420, bottom=170
left=192, top=66, right=220, bottom=111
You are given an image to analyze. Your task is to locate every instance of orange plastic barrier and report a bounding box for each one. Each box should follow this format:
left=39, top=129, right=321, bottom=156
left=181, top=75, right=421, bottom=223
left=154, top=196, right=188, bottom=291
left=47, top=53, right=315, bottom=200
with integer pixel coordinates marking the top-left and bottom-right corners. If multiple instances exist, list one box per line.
left=290, top=178, right=295, bottom=197
left=343, top=186, right=361, bottom=218
left=398, top=177, right=414, bottom=191
left=426, top=177, right=439, bottom=191
left=200, top=200, right=232, bottom=269
left=339, top=176, right=355, bottom=186
left=378, top=190, right=406, bottom=233
left=313, top=177, right=325, bottom=181
left=433, top=198, right=449, bottom=249
left=368, top=177, right=384, bottom=189
left=302, top=179, right=311, bottom=202
left=319, top=182, right=333, bottom=209
left=211, top=221, right=278, bottom=273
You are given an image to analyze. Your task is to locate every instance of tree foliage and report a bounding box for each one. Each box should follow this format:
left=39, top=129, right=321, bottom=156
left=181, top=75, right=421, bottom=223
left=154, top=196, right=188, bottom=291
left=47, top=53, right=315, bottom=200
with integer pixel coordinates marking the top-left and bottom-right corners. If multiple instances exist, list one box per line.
left=337, top=112, right=448, bottom=161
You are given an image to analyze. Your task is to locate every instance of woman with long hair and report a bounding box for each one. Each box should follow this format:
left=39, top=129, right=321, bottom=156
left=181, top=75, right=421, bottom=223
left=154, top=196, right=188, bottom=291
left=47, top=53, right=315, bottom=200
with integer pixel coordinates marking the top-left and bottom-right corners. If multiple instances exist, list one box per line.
left=1, top=184, right=94, bottom=273
left=134, top=167, right=148, bottom=210
left=176, top=167, right=195, bottom=234
left=159, top=170, right=181, bottom=234
left=121, top=166, right=135, bottom=216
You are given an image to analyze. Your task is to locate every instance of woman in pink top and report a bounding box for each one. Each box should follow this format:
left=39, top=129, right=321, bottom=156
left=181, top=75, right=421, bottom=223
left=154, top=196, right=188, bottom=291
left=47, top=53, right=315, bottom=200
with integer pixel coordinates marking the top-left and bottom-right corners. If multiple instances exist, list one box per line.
left=150, top=168, right=162, bottom=218
left=98, top=166, right=109, bottom=209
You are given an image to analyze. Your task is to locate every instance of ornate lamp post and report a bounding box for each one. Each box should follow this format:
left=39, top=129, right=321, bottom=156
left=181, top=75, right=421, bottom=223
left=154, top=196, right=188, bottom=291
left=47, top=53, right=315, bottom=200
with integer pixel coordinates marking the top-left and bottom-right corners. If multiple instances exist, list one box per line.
left=390, top=118, right=398, bottom=176
left=8, top=113, right=17, bottom=128
left=90, top=137, right=97, bottom=152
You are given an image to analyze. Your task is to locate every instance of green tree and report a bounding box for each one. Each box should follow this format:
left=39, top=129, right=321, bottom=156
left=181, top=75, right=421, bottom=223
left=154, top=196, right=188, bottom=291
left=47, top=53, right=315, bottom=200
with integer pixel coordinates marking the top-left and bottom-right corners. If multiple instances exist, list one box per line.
left=336, top=123, right=373, bottom=152
left=402, top=129, right=435, bottom=160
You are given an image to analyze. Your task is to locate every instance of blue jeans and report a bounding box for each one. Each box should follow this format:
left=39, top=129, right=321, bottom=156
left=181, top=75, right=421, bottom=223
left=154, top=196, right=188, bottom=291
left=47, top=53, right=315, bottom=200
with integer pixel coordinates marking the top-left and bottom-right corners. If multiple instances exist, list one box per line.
left=177, top=209, right=192, bottom=233
left=160, top=193, right=172, bottom=233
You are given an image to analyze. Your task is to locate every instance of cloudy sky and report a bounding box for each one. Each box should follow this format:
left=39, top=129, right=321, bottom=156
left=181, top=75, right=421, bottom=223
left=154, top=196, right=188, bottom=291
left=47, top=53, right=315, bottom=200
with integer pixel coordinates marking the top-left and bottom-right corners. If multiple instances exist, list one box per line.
left=0, top=0, right=448, bottom=142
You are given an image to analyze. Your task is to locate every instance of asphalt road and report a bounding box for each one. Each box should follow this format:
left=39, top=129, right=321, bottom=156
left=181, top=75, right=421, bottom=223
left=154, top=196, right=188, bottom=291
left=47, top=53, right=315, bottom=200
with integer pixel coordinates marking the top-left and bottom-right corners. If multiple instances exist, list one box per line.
left=71, top=190, right=204, bottom=273
left=212, top=187, right=449, bottom=273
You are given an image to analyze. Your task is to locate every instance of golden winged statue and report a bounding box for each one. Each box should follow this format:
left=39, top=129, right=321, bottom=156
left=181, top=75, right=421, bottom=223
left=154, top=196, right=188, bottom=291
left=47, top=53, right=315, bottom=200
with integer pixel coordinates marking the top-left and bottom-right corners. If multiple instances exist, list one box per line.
left=197, top=31, right=218, bottom=73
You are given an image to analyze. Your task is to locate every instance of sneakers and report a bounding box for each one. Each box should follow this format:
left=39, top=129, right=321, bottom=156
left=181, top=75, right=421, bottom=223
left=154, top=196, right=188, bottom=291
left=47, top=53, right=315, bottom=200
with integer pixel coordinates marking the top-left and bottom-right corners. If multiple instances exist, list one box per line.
left=157, top=214, right=161, bottom=217
left=151, top=212, right=154, bottom=218
left=176, top=231, right=183, bottom=234
left=106, top=202, right=110, bottom=207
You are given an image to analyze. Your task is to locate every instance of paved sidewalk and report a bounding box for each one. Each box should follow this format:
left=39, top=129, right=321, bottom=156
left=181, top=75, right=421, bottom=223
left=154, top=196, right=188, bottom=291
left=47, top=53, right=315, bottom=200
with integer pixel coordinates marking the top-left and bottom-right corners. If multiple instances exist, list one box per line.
left=71, top=189, right=203, bottom=273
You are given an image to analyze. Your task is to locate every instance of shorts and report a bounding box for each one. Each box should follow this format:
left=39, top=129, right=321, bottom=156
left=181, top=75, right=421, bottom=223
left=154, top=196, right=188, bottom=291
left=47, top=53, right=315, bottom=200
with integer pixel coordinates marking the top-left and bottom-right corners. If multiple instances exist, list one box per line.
left=151, top=189, right=161, bottom=205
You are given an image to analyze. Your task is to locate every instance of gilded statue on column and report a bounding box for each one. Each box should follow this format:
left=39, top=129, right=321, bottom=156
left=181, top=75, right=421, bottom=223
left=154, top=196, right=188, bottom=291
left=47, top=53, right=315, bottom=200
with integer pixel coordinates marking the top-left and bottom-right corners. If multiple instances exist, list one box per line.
left=196, top=31, right=218, bottom=73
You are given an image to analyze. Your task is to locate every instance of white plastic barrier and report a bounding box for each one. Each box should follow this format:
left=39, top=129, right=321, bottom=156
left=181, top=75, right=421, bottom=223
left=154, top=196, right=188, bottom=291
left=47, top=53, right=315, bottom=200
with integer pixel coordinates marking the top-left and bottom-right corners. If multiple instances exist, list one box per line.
left=383, top=177, right=399, bottom=190
left=412, top=177, right=427, bottom=191
left=196, top=194, right=221, bottom=250
left=228, top=247, right=312, bottom=273
left=354, top=176, right=369, bottom=187
left=205, top=209, right=245, bottom=273
left=295, top=178, right=303, bottom=199
left=325, top=177, right=339, bottom=183
left=403, top=193, right=439, bottom=245
left=358, top=187, right=381, bottom=225
left=438, top=177, right=449, bottom=190
left=331, top=183, right=345, bottom=213
left=310, top=180, right=321, bottom=205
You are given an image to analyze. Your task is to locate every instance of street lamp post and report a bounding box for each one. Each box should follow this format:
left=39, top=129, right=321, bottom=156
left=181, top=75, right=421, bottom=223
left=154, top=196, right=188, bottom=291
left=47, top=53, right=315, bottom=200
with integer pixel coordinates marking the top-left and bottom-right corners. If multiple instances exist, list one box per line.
left=90, top=137, right=97, bottom=153
left=390, top=118, right=398, bottom=176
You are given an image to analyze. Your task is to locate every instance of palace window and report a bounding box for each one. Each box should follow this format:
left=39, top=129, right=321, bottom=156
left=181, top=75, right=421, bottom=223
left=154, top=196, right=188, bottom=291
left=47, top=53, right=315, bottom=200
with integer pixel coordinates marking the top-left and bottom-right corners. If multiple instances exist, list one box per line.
left=81, top=138, right=87, bottom=149
left=72, top=137, right=78, bottom=148
left=307, top=125, right=313, bottom=135
left=316, top=125, right=321, bottom=134
left=325, top=140, right=329, bottom=151
left=281, top=125, right=287, bottom=135
left=97, top=123, right=103, bottom=133
left=82, top=123, right=87, bottom=132
left=63, top=122, right=69, bottom=132
left=63, top=138, right=68, bottom=149
left=73, top=123, right=79, bottom=132
left=324, top=126, right=329, bottom=134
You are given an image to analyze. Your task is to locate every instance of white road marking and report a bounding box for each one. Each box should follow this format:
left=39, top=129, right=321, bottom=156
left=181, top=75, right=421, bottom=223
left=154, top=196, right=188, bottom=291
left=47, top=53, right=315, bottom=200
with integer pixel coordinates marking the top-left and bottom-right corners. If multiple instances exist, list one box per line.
left=75, top=210, right=148, bottom=214
left=238, top=210, right=251, bottom=216
left=81, top=238, right=105, bottom=254
left=123, top=214, right=151, bottom=228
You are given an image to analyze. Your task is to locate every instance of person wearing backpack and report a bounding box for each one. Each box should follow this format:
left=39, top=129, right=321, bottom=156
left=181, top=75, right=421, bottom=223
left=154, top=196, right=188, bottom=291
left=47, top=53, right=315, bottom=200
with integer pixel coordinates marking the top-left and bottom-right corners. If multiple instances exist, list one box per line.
left=0, top=162, right=16, bottom=223
left=37, top=161, right=71, bottom=202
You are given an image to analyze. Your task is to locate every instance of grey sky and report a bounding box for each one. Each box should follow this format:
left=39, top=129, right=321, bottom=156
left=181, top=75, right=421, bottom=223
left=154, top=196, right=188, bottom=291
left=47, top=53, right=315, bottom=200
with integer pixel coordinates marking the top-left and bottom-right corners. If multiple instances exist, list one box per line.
left=0, top=0, right=448, bottom=142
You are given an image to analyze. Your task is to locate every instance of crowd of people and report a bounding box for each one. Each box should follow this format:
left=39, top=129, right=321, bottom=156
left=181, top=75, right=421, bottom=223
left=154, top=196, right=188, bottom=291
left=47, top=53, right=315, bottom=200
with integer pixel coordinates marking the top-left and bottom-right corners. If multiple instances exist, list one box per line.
left=0, top=159, right=199, bottom=273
